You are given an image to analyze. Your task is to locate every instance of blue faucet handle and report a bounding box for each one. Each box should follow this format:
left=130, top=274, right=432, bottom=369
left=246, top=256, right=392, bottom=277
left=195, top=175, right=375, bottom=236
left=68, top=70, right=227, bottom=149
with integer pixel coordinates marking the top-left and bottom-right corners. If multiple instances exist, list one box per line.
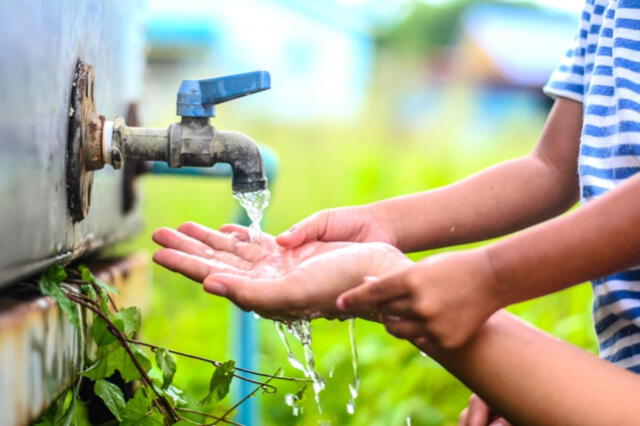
left=177, top=71, right=271, bottom=118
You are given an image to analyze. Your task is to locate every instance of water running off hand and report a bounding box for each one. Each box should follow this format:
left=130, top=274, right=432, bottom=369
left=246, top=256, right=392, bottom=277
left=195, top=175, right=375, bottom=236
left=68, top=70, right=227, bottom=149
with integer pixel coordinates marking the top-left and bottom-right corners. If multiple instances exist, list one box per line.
left=346, top=318, right=360, bottom=415
left=233, top=189, right=326, bottom=416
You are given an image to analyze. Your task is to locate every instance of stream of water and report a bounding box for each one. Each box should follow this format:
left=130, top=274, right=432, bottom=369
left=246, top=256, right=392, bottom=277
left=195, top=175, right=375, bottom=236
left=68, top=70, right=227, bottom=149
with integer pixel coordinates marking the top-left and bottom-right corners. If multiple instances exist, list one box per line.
left=233, top=188, right=360, bottom=420
left=346, top=318, right=360, bottom=415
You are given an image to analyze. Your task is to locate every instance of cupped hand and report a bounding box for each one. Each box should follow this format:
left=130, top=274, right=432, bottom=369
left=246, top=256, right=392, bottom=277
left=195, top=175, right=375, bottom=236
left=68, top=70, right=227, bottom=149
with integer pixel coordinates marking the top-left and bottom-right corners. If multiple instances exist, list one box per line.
left=276, top=205, right=397, bottom=249
left=152, top=222, right=410, bottom=320
left=337, top=249, right=503, bottom=349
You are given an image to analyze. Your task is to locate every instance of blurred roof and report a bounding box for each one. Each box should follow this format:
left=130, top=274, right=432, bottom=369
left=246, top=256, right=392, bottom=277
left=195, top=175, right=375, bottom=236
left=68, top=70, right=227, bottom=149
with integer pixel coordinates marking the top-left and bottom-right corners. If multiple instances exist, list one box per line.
left=460, top=4, right=579, bottom=87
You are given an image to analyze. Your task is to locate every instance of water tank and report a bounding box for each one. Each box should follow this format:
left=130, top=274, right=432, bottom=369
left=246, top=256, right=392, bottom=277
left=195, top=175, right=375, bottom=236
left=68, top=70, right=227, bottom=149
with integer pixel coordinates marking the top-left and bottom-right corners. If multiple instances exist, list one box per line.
left=0, top=1, right=146, bottom=287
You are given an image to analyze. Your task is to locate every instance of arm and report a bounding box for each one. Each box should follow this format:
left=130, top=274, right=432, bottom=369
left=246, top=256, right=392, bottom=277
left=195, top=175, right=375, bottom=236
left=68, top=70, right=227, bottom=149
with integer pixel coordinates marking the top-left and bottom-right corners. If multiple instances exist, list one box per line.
left=487, top=168, right=640, bottom=307
left=278, top=98, right=583, bottom=253
left=409, top=311, right=640, bottom=426
left=373, top=98, right=583, bottom=252
left=338, top=169, right=640, bottom=347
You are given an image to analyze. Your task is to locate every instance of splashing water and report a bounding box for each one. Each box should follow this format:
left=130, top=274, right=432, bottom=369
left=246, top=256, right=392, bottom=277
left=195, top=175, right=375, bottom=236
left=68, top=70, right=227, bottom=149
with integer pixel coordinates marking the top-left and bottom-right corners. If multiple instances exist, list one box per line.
left=346, top=318, right=360, bottom=415
left=234, top=189, right=362, bottom=420
left=275, top=321, right=307, bottom=374
left=287, top=320, right=326, bottom=406
left=285, top=392, right=304, bottom=416
left=275, top=319, right=326, bottom=415
left=233, top=188, right=326, bottom=416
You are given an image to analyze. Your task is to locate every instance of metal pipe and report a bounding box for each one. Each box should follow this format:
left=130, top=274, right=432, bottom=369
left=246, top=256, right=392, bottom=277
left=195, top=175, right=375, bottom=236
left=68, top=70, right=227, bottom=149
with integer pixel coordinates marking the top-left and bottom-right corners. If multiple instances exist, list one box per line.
left=122, top=126, right=169, bottom=162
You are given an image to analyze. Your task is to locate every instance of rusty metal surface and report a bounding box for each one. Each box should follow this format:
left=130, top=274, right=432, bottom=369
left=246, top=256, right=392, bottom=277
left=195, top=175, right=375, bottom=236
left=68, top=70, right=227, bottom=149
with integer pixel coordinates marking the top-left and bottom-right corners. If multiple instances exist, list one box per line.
left=0, top=0, right=146, bottom=287
left=0, top=254, right=150, bottom=426
left=66, top=60, right=106, bottom=222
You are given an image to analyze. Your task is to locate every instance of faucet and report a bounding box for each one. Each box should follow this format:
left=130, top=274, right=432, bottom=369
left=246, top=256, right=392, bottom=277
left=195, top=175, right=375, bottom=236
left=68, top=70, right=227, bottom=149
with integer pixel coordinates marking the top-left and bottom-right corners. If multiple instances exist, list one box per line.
left=92, top=71, right=271, bottom=193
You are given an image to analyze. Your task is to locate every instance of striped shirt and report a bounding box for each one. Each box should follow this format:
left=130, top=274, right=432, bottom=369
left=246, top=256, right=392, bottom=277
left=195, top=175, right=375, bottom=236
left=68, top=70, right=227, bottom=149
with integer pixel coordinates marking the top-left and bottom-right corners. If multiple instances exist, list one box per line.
left=544, top=0, right=640, bottom=373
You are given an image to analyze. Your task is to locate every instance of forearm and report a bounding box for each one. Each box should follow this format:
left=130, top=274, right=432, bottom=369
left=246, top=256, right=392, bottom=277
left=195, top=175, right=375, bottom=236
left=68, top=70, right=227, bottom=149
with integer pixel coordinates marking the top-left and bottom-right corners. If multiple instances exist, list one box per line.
left=415, top=311, right=640, bottom=425
left=373, top=156, right=577, bottom=252
left=369, top=98, right=582, bottom=253
left=488, top=171, right=640, bottom=306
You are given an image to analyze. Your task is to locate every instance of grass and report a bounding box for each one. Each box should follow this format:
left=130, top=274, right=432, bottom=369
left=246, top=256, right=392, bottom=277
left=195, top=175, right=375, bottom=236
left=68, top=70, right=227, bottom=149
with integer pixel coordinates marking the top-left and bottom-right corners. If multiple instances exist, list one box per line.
left=116, top=84, right=597, bottom=425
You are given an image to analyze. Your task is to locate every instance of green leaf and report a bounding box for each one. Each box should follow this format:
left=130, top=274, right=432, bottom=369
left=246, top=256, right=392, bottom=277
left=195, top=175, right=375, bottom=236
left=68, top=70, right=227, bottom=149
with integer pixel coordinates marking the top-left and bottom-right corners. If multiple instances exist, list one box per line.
left=163, top=384, right=188, bottom=407
left=79, top=264, right=119, bottom=294
left=96, top=288, right=110, bottom=314
left=46, top=264, right=67, bottom=282
left=33, top=388, right=72, bottom=426
left=112, top=306, right=141, bottom=337
left=95, top=340, right=121, bottom=358
left=80, top=283, right=97, bottom=300
left=94, top=379, right=126, bottom=421
left=120, top=388, right=164, bottom=426
left=199, top=360, right=235, bottom=405
left=90, top=316, right=123, bottom=347
left=151, top=377, right=188, bottom=407
left=123, top=413, right=165, bottom=426
left=121, top=388, right=154, bottom=423
left=78, top=265, right=116, bottom=314
left=82, top=359, right=114, bottom=381
left=39, top=265, right=81, bottom=330
left=155, top=348, right=177, bottom=389
left=121, top=344, right=152, bottom=382
left=82, top=344, right=151, bottom=383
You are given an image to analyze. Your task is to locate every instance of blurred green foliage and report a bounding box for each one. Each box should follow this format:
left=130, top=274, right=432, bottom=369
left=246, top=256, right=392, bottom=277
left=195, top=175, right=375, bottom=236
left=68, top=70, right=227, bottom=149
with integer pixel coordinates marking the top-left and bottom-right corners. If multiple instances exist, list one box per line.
left=116, top=81, right=597, bottom=425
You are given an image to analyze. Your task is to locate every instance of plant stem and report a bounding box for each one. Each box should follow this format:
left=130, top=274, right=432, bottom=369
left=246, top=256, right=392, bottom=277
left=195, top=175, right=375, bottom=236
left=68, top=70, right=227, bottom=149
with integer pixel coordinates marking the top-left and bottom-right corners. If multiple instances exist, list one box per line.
left=127, top=338, right=309, bottom=384
left=128, top=339, right=276, bottom=392
left=66, top=275, right=119, bottom=311
left=65, top=292, right=180, bottom=423
left=212, top=372, right=277, bottom=425
left=174, top=408, right=241, bottom=426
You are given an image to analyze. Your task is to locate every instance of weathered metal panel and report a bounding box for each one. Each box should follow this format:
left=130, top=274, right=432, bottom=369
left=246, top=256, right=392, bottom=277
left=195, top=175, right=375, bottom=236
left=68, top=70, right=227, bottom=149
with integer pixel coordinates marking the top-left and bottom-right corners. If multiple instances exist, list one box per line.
left=0, top=254, right=150, bottom=425
left=0, top=0, right=145, bottom=287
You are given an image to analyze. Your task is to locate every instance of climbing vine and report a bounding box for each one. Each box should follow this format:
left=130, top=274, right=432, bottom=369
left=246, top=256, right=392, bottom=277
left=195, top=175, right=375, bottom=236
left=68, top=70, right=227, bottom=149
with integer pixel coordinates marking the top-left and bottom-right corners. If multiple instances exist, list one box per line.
left=34, top=264, right=308, bottom=425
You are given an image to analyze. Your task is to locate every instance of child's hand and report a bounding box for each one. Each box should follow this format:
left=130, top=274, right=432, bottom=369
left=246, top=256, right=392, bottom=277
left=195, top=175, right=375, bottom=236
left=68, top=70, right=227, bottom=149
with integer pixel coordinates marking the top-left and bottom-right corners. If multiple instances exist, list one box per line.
left=276, top=205, right=396, bottom=249
left=152, top=222, right=411, bottom=320
left=337, top=249, right=502, bottom=349
left=458, top=394, right=510, bottom=426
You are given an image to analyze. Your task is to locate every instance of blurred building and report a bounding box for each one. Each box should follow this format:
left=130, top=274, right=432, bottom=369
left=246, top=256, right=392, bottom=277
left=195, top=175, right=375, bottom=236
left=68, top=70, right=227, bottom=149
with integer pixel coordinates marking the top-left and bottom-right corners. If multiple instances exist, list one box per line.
left=449, top=4, right=579, bottom=90
left=145, top=0, right=375, bottom=123
left=398, top=3, right=579, bottom=138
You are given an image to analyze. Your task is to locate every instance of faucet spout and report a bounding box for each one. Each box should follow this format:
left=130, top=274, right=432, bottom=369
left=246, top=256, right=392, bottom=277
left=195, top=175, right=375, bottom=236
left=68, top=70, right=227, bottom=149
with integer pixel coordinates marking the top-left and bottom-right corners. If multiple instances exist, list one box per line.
left=111, top=116, right=267, bottom=193
left=214, top=130, right=267, bottom=193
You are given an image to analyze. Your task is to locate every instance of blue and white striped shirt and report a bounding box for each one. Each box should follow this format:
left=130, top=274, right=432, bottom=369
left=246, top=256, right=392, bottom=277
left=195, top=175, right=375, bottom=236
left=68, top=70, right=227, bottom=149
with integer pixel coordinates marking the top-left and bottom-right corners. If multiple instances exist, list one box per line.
left=544, top=0, right=640, bottom=372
